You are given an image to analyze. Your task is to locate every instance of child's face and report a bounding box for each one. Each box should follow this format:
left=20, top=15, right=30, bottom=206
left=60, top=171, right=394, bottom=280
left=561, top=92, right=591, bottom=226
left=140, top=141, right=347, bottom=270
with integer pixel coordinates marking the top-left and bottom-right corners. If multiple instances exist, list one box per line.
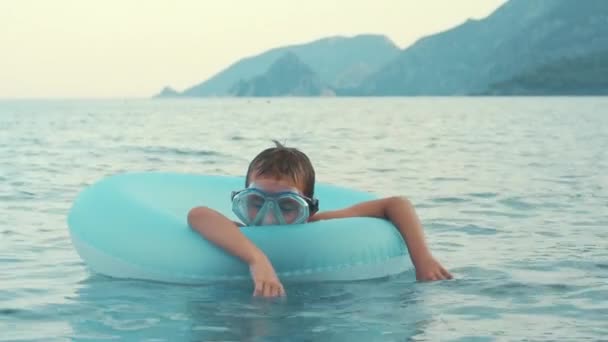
left=244, top=174, right=307, bottom=225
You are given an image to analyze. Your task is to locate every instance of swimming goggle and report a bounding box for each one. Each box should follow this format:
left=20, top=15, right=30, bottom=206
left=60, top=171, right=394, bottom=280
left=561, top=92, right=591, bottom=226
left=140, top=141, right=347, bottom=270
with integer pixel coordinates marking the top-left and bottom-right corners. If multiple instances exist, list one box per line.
left=231, top=187, right=319, bottom=226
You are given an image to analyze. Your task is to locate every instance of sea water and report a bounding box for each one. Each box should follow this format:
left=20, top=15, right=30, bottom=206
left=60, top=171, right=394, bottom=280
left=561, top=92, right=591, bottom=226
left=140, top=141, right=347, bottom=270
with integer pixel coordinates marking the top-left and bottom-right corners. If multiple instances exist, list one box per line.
left=1, top=97, right=607, bottom=341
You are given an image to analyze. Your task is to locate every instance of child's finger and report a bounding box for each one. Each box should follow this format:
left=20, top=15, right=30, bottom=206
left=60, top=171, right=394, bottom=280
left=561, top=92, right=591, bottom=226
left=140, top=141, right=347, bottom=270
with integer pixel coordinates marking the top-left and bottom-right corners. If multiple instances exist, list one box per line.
left=253, top=281, right=264, bottom=296
left=271, top=285, right=281, bottom=297
left=441, top=268, right=453, bottom=279
left=272, top=284, right=280, bottom=297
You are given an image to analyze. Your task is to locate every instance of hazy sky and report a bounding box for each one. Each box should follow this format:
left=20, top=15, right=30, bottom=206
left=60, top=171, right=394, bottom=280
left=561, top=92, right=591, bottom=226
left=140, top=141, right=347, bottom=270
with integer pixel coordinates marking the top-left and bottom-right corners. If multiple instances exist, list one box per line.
left=0, top=0, right=507, bottom=98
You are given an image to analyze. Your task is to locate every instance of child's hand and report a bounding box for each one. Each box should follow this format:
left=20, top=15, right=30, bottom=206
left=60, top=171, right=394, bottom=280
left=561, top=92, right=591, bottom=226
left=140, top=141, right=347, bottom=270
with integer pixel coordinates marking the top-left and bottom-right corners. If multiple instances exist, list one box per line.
left=414, top=255, right=453, bottom=282
left=249, top=256, right=286, bottom=297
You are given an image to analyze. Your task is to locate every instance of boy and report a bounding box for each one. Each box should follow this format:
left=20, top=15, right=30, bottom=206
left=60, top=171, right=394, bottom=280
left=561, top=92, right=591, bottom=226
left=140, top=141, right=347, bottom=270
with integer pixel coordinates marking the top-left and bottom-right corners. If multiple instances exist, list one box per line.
left=188, top=141, right=451, bottom=298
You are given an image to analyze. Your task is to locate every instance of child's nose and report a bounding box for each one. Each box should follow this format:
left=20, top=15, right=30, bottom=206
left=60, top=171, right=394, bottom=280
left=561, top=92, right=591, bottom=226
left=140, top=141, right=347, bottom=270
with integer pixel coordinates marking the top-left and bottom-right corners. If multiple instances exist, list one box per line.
left=262, top=212, right=278, bottom=225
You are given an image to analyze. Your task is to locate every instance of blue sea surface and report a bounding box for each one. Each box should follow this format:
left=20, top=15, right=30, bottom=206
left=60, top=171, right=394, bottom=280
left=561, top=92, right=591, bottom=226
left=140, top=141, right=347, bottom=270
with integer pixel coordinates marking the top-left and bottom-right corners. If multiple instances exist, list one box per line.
left=1, top=98, right=607, bottom=341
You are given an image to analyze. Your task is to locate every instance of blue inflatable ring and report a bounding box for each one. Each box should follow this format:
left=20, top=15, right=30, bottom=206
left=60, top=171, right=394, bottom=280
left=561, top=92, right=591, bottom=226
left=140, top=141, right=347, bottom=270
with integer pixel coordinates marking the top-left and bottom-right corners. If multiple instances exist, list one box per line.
left=67, top=172, right=412, bottom=283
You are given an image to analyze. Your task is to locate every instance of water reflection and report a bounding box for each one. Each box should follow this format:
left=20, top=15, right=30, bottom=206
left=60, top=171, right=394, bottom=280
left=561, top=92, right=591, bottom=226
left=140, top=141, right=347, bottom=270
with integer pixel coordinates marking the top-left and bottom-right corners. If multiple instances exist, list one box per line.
left=68, top=271, right=431, bottom=341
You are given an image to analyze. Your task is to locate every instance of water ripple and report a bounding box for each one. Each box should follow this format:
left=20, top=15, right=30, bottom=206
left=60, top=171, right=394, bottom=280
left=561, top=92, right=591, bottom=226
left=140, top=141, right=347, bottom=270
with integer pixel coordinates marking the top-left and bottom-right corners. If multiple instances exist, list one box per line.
left=1, top=98, right=608, bottom=341
left=430, top=197, right=471, bottom=203
left=133, top=146, right=227, bottom=157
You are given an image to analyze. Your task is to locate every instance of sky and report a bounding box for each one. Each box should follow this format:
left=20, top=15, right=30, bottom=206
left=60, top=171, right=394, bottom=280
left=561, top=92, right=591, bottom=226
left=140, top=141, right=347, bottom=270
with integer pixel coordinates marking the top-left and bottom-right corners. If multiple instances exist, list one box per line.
left=0, top=0, right=507, bottom=99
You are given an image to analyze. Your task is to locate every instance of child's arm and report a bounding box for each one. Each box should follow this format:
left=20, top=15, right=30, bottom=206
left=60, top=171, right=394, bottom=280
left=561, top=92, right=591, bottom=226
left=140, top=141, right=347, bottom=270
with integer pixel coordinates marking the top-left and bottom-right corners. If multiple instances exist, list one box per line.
left=187, top=207, right=285, bottom=297
left=309, top=196, right=452, bottom=281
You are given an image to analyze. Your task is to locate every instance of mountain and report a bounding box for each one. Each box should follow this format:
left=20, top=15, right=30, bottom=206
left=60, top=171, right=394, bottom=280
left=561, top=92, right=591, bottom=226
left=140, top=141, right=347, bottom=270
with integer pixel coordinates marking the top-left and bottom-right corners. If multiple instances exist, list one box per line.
left=154, top=86, right=180, bottom=98
left=485, top=49, right=608, bottom=95
left=229, top=52, right=333, bottom=97
left=169, top=34, right=399, bottom=97
left=359, top=0, right=608, bottom=95
left=155, top=0, right=608, bottom=98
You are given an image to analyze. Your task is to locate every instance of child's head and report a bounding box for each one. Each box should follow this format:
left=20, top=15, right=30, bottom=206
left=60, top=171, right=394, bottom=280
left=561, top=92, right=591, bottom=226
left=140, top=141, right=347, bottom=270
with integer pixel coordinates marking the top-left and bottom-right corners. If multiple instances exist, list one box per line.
left=231, top=141, right=318, bottom=226
left=245, top=140, right=315, bottom=198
